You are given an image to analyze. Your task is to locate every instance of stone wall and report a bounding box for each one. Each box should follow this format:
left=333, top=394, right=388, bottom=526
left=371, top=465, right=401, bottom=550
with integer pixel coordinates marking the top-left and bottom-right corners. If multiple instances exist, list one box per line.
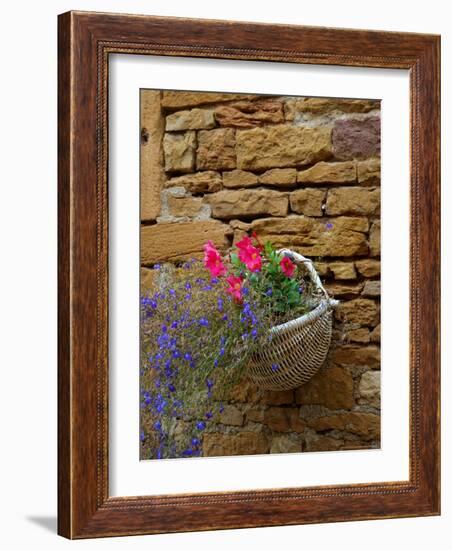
left=140, top=89, right=381, bottom=455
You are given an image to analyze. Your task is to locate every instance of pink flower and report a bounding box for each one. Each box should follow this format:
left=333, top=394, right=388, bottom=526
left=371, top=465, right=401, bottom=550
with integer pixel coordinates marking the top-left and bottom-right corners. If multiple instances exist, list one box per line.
left=280, top=256, right=296, bottom=277
left=203, top=240, right=227, bottom=277
left=236, top=236, right=262, bottom=272
left=225, top=275, right=243, bottom=302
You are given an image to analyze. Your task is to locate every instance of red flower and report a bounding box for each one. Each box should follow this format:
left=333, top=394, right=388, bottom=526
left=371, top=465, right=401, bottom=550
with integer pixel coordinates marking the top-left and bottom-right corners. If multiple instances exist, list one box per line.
left=236, top=236, right=262, bottom=272
left=280, top=256, right=296, bottom=277
left=225, top=275, right=243, bottom=302
left=203, top=240, right=227, bottom=277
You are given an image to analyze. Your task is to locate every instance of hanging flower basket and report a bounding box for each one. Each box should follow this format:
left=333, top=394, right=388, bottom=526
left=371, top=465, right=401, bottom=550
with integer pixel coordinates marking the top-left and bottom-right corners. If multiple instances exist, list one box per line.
left=247, top=250, right=339, bottom=391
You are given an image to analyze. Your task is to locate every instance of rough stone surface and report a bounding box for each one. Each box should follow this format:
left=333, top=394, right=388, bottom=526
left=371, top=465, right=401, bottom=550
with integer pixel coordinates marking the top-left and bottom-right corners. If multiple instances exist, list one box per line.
left=141, top=90, right=166, bottom=220
left=295, top=366, right=354, bottom=410
left=166, top=195, right=205, bottom=218
left=140, top=267, right=158, bottom=291
left=285, top=97, right=380, bottom=119
left=326, top=187, right=380, bottom=216
left=358, top=158, right=381, bottom=185
left=355, top=259, right=381, bottom=277
left=246, top=408, right=265, bottom=423
left=264, top=407, right=305, bottom=433
left=261, top=390, right=294, bottom=406
left=228, top=379, right=260, bottom=404
left=163, top=131, right=196, bottom=172
left=197, top=129, right=236, bottom=170
left=332, top=345, right=380, bottom=368
left=307, top=412, right=380, bottom=439
left=161, top=91, right=257, bottom=110
left=203, top=432, right=269, bottom=456
left=222, top=169, right=259, bottom=188
left=165, top=108, right=215, bottom=131
left=359, top=371, right=381, bottom=407
left=236, top=125, right=332, bottom=170
left=328, top=262, right=357, bottom=280
left=290, top=189, right=326, bottom=216
left=362, top=280, right=381, bottom=297
left=250, top=216, right=368, bottom=257
left=141, top=220, right=230, bottom=264
left=270, top=434, right=302, bottom=454
left=259, top=168, right=298, bottom=186
left=165, top=171, right=222, bottom=194
left=370, top=324, right=381, bottom=343
left=346, top=327, right=371, bottom=344
left=325, top=282, right=364, bottom=299
left=218, top=405, right=244, bottom=427
left=207, top=189, right=289, bottom=219
left=333, top=117, right=381, bottom=160
left=215, top=99, right=284, bottom=128
left=335, top=298, right=380, bottom=326
left=304, top=434, right=344, bottom=452
left=369, top=221, right=381, bottom=257
left=230, top=219, right=252, bottom=244
left=297, top=161, right=356, bottom=184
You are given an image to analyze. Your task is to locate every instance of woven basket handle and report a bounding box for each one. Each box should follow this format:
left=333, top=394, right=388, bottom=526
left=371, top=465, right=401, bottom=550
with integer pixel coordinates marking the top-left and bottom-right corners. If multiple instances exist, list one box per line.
left=277, top=248, right=330, bottom=300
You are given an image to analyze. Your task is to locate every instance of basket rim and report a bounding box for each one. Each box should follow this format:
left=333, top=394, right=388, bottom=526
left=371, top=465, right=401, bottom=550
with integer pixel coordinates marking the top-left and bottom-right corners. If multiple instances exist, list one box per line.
left=269, top=297, right=339, bottom=336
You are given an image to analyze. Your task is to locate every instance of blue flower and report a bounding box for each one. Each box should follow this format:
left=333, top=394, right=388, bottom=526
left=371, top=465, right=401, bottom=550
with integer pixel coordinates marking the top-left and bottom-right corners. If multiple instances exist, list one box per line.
left=265, top=288, right=273, bottom=297
left=140, top=430, right=146, bottom=442
left=143, top=391, right=151, bottom=405
left=271, top=363, right=280, bottom=372
left=206, top=378, right=214, bottom=389
left=172, top=350, right=181, bottom=358
left=199, top=318, right=209, bottom=327
left=171, top=320, right=178, bottom=329
left=205, top=411, right=213, bottom=419
left=184, top=352, right=193, bottom=361
left=185, top=282, right=192, bottom=290
left=196, top=421, right=206, bottom=431
left=154, top=264, right=161, bottom=270
left=325, top=222, right=333, bottom=230
left=154, top=420, right=162, bottom=431
left=219, top=347, right=225, bottom=356
left=251, top=328, right=258, bottom=338
left=168, top=383, right=176, bottom=392
left=182, top=449, right=194, bottom=456
left=191, top=437, right=200, bottom=447
left=213, top=358, right=219, bottom=367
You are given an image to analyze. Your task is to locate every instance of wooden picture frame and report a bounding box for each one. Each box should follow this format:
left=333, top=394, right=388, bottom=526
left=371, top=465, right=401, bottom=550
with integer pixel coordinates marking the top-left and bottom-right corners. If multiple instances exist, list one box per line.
left=58, top=10, right=440, bottom=538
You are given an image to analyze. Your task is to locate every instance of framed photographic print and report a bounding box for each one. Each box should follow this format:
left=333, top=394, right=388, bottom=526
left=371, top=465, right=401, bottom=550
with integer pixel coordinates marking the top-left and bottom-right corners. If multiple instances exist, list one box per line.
left=58, top=11, right=440, bottom=538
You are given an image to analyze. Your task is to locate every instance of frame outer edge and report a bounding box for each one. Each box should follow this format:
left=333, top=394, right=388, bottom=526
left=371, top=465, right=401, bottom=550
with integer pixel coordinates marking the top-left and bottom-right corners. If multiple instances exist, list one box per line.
left=57, top=10, right=441, bottom=538
left=57, top=11, right=73, bottom=539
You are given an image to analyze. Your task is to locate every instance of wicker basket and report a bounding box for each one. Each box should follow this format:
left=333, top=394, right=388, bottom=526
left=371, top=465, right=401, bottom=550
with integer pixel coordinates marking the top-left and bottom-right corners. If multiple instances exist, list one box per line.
left=248, top=249, right=339, bottom=391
